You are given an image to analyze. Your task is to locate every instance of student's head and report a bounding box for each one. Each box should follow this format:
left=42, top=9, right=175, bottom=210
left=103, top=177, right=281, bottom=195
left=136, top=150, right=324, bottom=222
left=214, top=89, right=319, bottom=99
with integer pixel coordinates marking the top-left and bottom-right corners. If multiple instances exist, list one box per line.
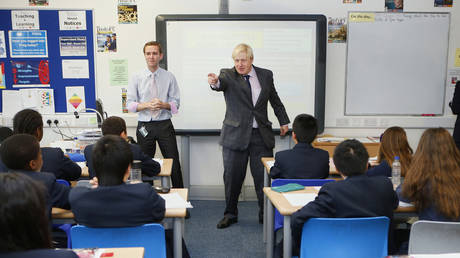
left=92, top=135, right=133, bottom=186
left=232, top=43, right=254, bottom=75
left=378, top=126, right=413, bottom=176
left=0, top=173, right=51, bottom=251
left=333, top=139, right=369, bottom=177
left=13, top=109, right=44, bottom=141
left=0, top=127, right=13, bottom=143
left=292, top=114, right=318, bottom=144
left=402, top=127, right=460, bottom=219
left=0, top=134, right=42, bottom=171
left=101, top=116, right=127, bottom=139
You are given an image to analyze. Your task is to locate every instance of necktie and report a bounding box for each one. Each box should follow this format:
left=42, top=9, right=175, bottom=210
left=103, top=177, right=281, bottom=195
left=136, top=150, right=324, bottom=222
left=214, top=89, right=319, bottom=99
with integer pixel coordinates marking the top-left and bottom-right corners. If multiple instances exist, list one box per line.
left=151, top=74, right=160, bottom=119
left=243, top=75, right=251, bottom=88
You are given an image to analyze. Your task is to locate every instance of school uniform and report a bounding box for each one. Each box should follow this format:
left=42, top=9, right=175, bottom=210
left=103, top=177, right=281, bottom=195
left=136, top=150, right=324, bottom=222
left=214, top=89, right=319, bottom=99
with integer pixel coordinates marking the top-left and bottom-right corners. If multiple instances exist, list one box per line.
left=41, top=147, right=82, bottom=181
left=0, top=249, right=78, bottom=258
left=367, top=160, right=391, bottom=177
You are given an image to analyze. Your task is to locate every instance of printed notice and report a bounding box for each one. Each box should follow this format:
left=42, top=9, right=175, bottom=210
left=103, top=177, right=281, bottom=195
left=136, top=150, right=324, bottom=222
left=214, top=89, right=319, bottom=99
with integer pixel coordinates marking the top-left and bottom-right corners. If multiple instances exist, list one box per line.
left=66, top=86, right=86, bottom=112
left=448, top=69, right=460, bottom=86
left=59, top=11, right=87, bottom=30
left=62, top=59, right=89, bottom=79
left=9, top=30, right=48, bottom=58
left=109, top=59, right=128, bottom=86
left=349, top=13, right=375, bottom=22
left=11, top=10, right=39, bottom=30
left=11, top=60, right=50, bottom=88
left=0, top=31, right=6, bottom=58
left=59, top=36, right=87, bottom=56
left=455, top=48, right=460, bottom=67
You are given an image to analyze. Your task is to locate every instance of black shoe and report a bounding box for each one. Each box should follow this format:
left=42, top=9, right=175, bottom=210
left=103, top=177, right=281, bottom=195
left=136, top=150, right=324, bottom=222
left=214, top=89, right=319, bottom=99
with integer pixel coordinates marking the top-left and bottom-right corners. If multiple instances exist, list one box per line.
left=217, top=217, right=238, bottom=229
left=185, top=210, right=190, bottom=219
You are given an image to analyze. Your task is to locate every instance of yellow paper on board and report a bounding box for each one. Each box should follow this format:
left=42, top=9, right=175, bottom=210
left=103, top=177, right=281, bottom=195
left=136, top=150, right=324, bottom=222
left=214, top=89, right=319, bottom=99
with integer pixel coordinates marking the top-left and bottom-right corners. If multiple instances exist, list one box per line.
left=349, top=13, right=375, bottom=22
left=455, top=48, right=460, bottom=67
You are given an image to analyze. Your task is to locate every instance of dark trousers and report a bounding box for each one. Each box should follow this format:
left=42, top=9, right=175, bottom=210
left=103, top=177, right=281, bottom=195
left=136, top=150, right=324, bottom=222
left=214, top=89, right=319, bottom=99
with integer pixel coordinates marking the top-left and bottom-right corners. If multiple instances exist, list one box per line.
left=136, top=119, right=184, bottom=188
left=222, top=129, right=273, bottom=218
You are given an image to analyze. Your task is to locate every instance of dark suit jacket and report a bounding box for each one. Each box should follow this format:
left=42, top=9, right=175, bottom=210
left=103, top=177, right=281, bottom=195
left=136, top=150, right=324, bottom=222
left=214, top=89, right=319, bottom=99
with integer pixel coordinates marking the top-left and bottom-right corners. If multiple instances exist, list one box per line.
left=84, top=143, right=161, bottom=178
left=41, top=147, right=81, bottom=181
left=212, top=66, right=290, bottom=150
left=270, top=143, right=329, bottom=179
left=10, top=170, right=70, bottom=214
left=451, top=81, right=460, bottom=149
left=0, top=249, right=78, bottom=258
left=69, top=182, right=165, bottom=227
left=366, top=160, right=391, bottom=177
left=291, top=174, right=399, bottom=255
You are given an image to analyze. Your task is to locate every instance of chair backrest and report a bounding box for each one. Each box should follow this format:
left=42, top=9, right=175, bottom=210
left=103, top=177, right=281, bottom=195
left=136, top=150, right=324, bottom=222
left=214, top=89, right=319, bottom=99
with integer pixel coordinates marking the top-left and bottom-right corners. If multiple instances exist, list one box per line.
left=71, top=223, right=166, bottom=258
left=56, top=179, right=70, bottom=186
left=408, top=220, right=460, bottom=254
left=300, top=216, right=389, bottom=258
left=271, top=179, right=334, bottom=232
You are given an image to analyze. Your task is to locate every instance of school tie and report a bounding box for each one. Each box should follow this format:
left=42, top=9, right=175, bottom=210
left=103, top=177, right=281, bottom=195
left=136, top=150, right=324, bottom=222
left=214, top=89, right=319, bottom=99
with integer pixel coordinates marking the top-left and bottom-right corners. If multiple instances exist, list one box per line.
left=151, top=74, right=160, bottom=119
left=243, top=75, right=251, bottom=88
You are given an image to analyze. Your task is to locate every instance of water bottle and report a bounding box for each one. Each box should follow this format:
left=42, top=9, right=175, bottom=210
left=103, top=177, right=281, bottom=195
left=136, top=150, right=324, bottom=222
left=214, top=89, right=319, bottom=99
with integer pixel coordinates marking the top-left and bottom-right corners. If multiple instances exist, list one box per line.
left=129, top=160, right=142, bottom=184
left=392, top=156, right=401, bottom=187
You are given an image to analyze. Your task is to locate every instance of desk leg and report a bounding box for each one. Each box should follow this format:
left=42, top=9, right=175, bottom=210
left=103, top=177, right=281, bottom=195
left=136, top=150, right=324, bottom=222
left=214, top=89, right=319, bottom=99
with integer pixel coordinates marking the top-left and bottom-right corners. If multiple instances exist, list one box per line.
left=266, top=199, right=274, bottom=258
left=263, top=168, right=269, bottom=243
left=283, top=216, right=292, bottom=258
left=161, top=176, right=170, bottom=189
left=173, top=217, right=183, bottom=258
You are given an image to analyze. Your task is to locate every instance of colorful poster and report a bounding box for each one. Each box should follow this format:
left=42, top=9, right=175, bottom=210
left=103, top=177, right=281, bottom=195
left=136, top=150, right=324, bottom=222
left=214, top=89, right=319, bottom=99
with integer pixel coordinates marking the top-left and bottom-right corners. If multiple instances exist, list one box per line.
left=328, top=17, right=347, bottom=43
left=29, top=0, right=49, bottom=6
left=9, top=30, right=48, bottom=58
left=385, top=0, right=404, bottom=12
left=20, top=88, right=55, bottom=114
left=343, top=0, right=362, bottom=3
left=59, top=36, right=87, bottom=56
left=66, top=86, right=86, bottom=112
left=118, top=4, right=138, bottom=24
left=96, top=26, right=116, bottom=52
left=62, top=59, right=89, bottom=79
left=448, top=69, right=460, bottom=87
left=59, top=11, right=87, bottom=30
left=0, top=62, right=5, bottom=89
left=11, top=10, right=39, bottom=30
left=434, top=0, right=453, bottom=7
left=109, top=59, right=128, bottom=86
left=0, top=31, right=6, bottom=58
left=11, top=60, right=50, bottom=88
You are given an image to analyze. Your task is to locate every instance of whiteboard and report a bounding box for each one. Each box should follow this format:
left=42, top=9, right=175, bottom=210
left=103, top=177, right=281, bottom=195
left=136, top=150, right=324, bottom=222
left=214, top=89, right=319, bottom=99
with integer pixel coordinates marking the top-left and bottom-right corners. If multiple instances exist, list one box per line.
left=345, top=12, right=450, bottom=115
left=156, top=15, right=327, bottom=131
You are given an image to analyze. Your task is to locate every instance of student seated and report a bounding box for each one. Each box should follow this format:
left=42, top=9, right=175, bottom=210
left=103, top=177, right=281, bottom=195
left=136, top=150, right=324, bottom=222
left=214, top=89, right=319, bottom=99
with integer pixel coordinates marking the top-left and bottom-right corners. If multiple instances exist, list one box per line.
left=290, top=139, right=399, bottom=256
left=398, top=128, right=460, bottom=221
left=0, top=126, right=13, bottom=144
left=0, top=173, right=77, bottom=258
left=367, top=126, right=413, bottom=177
left=84, top=116, right=160, bottom=179
left=0, top=109, right=81, bottom=181
left=0, top=134, right=70, bottom=215
left=270, top=114, right=329, bottom=179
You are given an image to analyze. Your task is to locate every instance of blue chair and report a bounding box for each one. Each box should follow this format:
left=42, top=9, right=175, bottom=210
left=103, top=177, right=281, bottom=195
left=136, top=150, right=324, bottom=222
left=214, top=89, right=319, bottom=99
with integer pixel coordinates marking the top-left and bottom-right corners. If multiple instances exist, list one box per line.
left=71, top=223, right=167, bottom=258
left=300, top=216, right=390, bottom=258
left=53, top=179, right=72, bottom=248
left=271, top=179, right=334, bottom=232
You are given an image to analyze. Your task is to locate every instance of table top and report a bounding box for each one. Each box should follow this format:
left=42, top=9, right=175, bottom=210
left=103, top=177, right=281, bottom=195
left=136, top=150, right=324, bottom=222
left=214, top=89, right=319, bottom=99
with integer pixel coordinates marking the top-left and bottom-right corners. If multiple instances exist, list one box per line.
left=263, top=186, right=415, bottom=216
left=73, top=247, right=144, bottom=258
left=52, top=188, right=188, bottom=219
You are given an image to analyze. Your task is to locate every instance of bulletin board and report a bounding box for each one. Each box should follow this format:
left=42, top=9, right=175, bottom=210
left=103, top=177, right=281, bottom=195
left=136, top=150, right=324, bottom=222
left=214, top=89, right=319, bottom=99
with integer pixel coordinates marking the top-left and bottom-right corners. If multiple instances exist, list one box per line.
left=0, top=9, right=96, bottom=113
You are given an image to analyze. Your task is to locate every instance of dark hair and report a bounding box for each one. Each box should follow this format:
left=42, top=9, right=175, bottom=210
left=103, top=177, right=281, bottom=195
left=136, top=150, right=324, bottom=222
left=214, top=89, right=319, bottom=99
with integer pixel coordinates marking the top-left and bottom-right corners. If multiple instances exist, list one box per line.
left=0, top=173, right=51, bottom=251
left=93, top=135, right=133, bottom=186
left=0, top=127, right=13, bottom=143
left=13, top=109, right=43, bottom=137
left=333, top=139, right=369, bottom=177
left=101, top=116, right=127, bottom=136
left=143, top=41, right=162, bottom=54
left=292, top=114, right=318, bottom=144
left=0, top=134, right=40, bottom=170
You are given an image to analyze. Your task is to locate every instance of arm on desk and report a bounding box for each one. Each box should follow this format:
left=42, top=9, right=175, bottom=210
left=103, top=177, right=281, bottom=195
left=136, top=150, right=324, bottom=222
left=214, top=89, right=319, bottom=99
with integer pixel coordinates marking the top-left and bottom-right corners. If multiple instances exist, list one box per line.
left=132, top=144, right=161, bottom=177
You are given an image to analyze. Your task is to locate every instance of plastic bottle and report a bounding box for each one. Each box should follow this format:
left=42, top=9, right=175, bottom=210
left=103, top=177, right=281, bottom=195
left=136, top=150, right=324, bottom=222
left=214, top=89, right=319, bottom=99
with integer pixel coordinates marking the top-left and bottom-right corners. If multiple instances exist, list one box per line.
left=392, top=156, right=401, bottom=187
left=122, top=88, right=128, bottom=113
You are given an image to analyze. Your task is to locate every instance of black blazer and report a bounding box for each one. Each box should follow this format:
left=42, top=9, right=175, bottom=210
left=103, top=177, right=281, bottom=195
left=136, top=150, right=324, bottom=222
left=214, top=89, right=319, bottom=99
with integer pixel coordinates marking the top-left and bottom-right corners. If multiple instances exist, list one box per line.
left=0, top=249, right=78, bottom=258
left=451, top=81, right=460, bottom=149
left=41, top=147, right=81, bottom=181
left=291, top=174, right=398, bottom=255
left=212, top=66, right=290, bottom=150
left=270, top=143, right=329, bottom=179
left=366, top=160, right=391, bottom=177
left=84, top=143, right=161, bottom=178
left=69, top=182, right=165, bottom=227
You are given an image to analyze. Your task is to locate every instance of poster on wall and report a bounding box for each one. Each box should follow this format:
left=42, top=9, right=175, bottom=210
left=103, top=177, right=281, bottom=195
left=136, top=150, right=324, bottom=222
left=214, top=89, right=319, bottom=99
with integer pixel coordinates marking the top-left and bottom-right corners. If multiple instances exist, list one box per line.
left=118, top=1, right=138, bottom=24
left=385, top=0, right=404, bottom=12
left=20, top=88, right=55, bottom=114
left=328, top=17, right=347, bottom=43
left=59, top=36, right=87, bottom=56
left=9, top=30, right=48, bottom=58
left=11, top=10, right=39, bottom=30
left=434, top=0, right=453, bottom=7
left=0, top=31, right=6, bottom=58
left=96, top=26, right=116, bottom=52
left=29, top=0, right=49, bottom=6
left=59, top=11, right=87, bottom=30
left=62, top=59, right=89, bottom=79
left=0, top=62, right=5, bottom=89
left=66, top=86, right=86, bottom=112
left=11, top=60, right=50, bottom=88
left=343, top=0, right=362, bottom=3
left=109, top=59, right=128, bottom=86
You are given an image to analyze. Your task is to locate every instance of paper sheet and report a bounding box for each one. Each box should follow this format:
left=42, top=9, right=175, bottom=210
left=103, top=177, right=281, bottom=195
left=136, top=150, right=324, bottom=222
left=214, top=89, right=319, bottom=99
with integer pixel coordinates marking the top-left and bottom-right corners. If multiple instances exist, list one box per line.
left=316, top=137, right=345, bottom=142
left=398, top=201, right=414, bottom=207
left=283, top=193, right=317, bottom=207
left=160, top=192, right=193, bottom=209
left=266, top=160, right=274, bottom=169
left=153, top=158, right=164, bottom=166
left=2, top=90, right=22, bottom=116
left=62, top=59, right=89, bottom=78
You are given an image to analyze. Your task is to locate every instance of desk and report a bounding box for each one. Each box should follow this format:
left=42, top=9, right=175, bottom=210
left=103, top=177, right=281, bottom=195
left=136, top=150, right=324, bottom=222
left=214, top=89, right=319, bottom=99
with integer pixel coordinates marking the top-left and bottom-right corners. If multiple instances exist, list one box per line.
left=74, top=247, right=144, bottom=258
left=313, top=137, right=380, bottom=157
left=263, top=186, right=415, bottom=258
left=52, top=188, right=187, bottom=258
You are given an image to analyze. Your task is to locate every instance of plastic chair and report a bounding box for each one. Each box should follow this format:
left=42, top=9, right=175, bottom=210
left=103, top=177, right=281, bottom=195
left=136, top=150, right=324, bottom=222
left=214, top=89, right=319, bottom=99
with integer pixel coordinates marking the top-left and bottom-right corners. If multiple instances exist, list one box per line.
left=271, top=179, right=334, bottom=232
left=53, top=179, right=72, bottom=248
left=300, top=216, right=390, bottom=258
left=71, top=223, right=167, bottom=258
left=408, top=220, right=460, bottom=254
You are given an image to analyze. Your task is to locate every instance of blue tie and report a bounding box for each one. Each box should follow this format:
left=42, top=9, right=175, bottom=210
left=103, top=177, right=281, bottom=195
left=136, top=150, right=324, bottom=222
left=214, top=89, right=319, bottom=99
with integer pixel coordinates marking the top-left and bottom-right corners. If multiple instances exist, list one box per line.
left=243, top=75, right=251, bottom=88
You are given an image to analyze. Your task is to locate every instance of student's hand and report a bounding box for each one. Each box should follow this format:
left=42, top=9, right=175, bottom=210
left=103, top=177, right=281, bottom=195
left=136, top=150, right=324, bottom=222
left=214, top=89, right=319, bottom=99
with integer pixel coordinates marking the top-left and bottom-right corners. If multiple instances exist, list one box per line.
left=89, top=177, right=98, bottom=188
left=280, top=125, right=289, bottom=136
left=208, top=73, right=218, bottom=85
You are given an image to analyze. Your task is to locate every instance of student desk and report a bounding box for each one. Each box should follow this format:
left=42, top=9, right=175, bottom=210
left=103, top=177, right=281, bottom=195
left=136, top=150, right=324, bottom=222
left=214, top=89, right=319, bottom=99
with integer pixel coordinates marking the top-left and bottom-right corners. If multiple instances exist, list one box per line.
left=73, top=247, right=144, bottom=258
left=312, top=137, right=380, bottom=157
left=52, top=188, right=187, bottom=258
left=263, top=186, right=416, bottom=258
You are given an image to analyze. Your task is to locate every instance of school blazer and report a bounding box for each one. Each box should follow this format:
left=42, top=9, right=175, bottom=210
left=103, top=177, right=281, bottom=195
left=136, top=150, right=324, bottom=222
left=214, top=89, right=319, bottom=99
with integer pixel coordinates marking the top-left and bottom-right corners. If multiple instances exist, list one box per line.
left=0, top=249, right=78, bottom=258
left=41, top=147, right=82, bottom=181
